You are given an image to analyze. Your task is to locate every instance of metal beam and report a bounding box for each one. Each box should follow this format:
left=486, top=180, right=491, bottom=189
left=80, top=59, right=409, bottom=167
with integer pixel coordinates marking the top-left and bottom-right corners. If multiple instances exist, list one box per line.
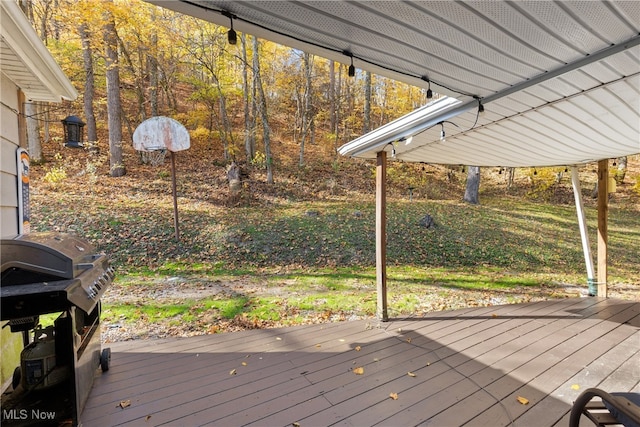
left=483, top=34, right=640, bottom=105
left=342, top=34, right=640, bottom=161
left=570, top=166, right=595, bottom=295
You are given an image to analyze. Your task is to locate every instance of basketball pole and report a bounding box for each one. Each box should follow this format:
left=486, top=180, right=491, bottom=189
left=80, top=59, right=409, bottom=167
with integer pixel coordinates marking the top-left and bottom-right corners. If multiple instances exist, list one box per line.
left=170, top=150, right=180, bottom=241
left=132, top=116, right=190, bottom=242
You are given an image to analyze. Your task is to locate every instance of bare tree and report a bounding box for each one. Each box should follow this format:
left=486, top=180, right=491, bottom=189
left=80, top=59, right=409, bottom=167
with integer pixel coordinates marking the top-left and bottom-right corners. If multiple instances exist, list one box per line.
left=103, top=2, right=125, bottom=177
left=363, top=71, right=372, bottom=133
left=333, top=63, right=343, bottom=152
left=329, top=59, right=337, bottom=137
left=241, top=34, right=254, bottom=162
left=252, top=36, right=273, bottom=184
left=181, top=21, right=234, bottom=160
left=299, top=52, right=314, bottom=166
left=149, top=10, right=159, bottom=117
left=506, top=167, right=515, bottom=190
left=79, top=23, right=98, bottom=151
left=20, top=0, right=42, bottom=161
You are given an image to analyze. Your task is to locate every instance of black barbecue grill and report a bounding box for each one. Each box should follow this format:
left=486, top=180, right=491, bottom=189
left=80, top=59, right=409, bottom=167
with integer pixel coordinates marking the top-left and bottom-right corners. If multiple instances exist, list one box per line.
left=1, top=232, right=114, bottom=426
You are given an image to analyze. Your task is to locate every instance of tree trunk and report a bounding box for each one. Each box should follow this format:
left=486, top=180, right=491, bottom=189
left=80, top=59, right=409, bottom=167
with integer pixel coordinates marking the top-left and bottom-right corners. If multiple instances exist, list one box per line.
left=334, top=63, right=342, bottom=152
left=79, top=23, right=98, bottom=152
left=252, top=36, right=273, bottom=184
left=103, top=4, right=125, bottom=177
left=251, top=51, right=258, bottom=160
left=363, top=71, right=372, bottom=133
left=241, top=34, right=254, bottom=162
left=299, top=52, right=313, bottom=167
left=117, top=35, right=146, bottom=122
left=329, top=60, right=336, bottom=137
left=463, top=166, right=480, bottom=204
left=506, top=167, right=515, bottom=190
left=19, top=0, right=34, bottom=23
left=343, top=65, right=353, bottom=141
left=149, top=10, right=159, bottom=117
left=25, top=102, right=42, bottom=162
left=214, top=78, right=233, bottom=162
left=21, top=0, right=42, bottom=161
left=43, top=107, right=50, bottom=143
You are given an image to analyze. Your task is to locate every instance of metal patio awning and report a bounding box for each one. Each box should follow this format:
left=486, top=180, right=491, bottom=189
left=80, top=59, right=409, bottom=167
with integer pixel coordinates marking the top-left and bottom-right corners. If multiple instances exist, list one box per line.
left=149, top=0, right=640, bottom=166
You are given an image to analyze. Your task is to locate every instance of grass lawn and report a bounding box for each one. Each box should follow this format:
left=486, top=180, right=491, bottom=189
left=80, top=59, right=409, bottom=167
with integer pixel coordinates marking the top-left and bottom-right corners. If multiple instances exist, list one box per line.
left=30, top=152, right=639, bottom=340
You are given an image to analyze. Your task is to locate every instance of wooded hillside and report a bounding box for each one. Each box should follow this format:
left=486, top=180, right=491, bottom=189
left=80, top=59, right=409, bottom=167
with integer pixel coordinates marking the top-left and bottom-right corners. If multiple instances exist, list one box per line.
left=23, top=0, right=432, bottom=173
left=21, top=0, right=639, bottom=204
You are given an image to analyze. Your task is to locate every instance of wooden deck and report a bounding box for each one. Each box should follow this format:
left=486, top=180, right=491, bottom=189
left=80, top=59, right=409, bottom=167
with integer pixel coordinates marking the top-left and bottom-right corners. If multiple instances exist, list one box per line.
left=82, top=297, right=639, bottom=426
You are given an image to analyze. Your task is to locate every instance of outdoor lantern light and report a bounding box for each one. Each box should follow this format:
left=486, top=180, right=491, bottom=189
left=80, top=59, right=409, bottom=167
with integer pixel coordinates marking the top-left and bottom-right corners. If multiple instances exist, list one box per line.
left=344, top=51, right=355, bottom=77
left=61, top=115, right=85, bottom=148
left=225, top=12, right=237, bottom=45
left=228, top=24, right=237, bottom=45
left=421, top=77, right=433, bottom=99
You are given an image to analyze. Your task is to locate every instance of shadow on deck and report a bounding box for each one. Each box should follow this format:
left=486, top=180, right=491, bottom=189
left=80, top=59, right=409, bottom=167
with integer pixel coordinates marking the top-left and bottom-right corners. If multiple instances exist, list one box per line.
left=82, top=297, right=639, bottom=426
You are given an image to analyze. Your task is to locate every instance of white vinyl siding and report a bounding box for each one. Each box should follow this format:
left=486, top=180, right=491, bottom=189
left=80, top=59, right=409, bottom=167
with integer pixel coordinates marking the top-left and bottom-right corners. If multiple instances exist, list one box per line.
left=0, top=75, right=21, bottom=237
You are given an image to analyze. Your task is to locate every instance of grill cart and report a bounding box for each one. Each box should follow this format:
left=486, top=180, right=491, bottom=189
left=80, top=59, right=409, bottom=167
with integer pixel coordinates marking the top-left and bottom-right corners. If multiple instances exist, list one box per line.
left=1, top=232, right=114, bottom=426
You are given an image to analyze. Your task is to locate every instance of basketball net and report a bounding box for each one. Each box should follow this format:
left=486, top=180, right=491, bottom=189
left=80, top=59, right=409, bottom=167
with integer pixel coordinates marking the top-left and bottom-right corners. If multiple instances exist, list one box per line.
left=142, top=148, right=167, bottom=166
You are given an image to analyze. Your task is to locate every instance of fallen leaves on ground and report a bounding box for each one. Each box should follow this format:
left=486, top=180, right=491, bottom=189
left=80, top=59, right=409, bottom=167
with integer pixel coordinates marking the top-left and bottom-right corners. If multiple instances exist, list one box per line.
left=517, top=396, right=529, bottom=405
left=389, top=393, right=399, bottom=400
left=353, top=367, right=364, bottom=375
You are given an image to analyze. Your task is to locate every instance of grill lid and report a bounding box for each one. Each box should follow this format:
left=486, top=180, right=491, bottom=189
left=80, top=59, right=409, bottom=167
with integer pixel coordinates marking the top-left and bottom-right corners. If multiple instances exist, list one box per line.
left=1, top=232, right=100, bottom=280
left=1, top=232, right=113, bottom=317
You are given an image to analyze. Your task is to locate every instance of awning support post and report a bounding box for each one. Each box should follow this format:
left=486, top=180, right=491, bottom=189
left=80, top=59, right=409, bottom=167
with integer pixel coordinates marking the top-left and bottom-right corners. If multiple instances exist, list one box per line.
left=597, top=160, right=608, bottom=297
left=376, top=150, right=388, bottom=321
left=570, top=166, right=596, bottom=295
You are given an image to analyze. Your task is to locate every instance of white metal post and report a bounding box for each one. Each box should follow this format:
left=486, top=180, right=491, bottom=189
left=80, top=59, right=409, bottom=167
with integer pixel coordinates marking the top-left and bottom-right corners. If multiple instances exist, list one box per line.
left=570, top=166, right=596, bottom=294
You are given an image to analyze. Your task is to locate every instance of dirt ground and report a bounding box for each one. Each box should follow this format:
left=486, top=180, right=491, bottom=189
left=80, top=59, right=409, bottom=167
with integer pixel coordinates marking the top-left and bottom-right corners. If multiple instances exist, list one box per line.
left=100, top=276, right=637, bottom=343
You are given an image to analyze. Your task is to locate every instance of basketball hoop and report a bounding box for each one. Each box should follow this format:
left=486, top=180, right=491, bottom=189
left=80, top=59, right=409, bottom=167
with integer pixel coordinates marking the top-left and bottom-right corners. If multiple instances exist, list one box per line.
left=145, top=147, right=167, bottom=166
left=132, top=117, right=191, bottom=241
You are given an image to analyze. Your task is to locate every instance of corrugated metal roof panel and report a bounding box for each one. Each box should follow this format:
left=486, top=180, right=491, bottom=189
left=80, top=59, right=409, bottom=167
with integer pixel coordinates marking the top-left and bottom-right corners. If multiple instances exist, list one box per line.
left=150, top=0, right=640, bottom=166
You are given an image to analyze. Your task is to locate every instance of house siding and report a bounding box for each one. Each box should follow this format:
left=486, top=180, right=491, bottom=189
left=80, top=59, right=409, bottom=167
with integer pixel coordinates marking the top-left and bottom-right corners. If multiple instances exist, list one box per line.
left=0, top=74, right=24, bottom=388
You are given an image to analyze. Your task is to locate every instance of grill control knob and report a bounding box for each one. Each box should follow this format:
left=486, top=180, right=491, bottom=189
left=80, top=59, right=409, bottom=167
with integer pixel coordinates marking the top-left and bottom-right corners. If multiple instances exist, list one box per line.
left=87, top=284, right=98, bottom=299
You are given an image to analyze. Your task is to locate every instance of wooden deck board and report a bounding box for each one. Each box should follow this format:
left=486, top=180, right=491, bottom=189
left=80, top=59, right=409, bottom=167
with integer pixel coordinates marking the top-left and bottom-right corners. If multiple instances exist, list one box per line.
left=81, top=298, right=639, bottom=426
left=517, top=333, right=640, bottom=427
